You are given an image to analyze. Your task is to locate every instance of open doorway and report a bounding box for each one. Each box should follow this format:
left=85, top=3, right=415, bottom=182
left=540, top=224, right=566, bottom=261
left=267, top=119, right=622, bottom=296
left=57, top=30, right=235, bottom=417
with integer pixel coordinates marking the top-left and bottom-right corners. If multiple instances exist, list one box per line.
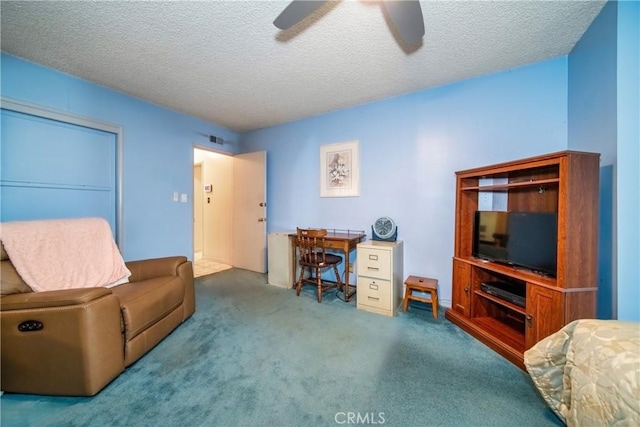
left=193, top=147, right=268, bottom=276
left=193, top=148, right=233, bottom=277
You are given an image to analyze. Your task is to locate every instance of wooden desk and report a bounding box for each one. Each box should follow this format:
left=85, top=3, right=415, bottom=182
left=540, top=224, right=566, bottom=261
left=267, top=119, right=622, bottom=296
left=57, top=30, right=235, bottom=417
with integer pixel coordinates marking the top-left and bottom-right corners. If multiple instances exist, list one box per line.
left=290, top=230, right=366, bottom=302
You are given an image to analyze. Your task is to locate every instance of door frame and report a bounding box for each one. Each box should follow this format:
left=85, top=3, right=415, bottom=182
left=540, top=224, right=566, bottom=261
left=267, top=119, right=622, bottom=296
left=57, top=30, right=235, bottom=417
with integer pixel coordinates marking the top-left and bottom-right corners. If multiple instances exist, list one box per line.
left=193, top=162, right=204, bottom=255
left=0, top=96, right=124, bottom=247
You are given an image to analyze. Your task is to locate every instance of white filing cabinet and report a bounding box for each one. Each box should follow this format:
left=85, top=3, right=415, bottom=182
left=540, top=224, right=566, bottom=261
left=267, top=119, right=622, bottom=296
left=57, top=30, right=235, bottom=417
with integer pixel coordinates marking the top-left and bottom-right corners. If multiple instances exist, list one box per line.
left=267, top=231, right=296, bottom=288
left=356, top=240, right=403, bottom=317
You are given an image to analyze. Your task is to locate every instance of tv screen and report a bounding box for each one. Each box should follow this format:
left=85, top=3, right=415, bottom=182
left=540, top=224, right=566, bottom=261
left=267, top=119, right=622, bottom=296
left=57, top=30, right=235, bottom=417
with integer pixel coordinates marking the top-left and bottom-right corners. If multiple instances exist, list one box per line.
left=473, top=211, right=509, bottom=264
left=473, top=211, right=557, bottom=277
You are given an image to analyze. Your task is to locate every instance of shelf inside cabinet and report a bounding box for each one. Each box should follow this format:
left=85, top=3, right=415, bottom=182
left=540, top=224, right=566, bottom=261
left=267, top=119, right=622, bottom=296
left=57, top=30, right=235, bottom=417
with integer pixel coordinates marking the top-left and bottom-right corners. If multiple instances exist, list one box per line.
left=460, top=257, right=557, bottom=288
left=475, top=290, right=526, bottom=315
left=473, top=317, right=525, bottom=354
left=461, top=178, right=559, bottom=191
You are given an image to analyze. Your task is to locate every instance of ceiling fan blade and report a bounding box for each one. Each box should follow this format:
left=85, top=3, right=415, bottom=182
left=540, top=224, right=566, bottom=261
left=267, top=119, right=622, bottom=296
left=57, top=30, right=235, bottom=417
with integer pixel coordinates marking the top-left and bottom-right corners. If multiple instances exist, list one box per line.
left=273, top=0, right=329, bottom=30
left=382, top=0, right=425, bottom=44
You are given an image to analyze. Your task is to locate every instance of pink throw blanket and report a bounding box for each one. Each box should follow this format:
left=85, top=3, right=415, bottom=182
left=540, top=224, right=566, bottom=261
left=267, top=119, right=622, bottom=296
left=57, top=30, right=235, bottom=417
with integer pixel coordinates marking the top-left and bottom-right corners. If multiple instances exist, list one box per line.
left=0, top=217, right=131, bottom=292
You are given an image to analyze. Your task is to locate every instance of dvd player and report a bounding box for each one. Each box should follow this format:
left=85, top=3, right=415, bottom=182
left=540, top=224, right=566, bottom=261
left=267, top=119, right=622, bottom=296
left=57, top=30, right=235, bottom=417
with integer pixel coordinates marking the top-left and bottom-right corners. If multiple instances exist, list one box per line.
left=480, top=281, right=526, bottom=308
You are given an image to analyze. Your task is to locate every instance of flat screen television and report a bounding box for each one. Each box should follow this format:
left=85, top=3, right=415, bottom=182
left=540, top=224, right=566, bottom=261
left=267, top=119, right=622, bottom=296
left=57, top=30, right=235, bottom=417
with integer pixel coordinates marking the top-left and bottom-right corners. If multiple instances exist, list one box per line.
left=472, top=211, right=558, bottom=277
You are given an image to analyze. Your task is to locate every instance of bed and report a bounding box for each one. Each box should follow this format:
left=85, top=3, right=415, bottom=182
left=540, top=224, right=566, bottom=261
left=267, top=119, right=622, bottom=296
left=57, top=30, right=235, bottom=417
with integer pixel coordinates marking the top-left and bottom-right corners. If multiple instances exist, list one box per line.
left=524, top=319, right=640, bottom=426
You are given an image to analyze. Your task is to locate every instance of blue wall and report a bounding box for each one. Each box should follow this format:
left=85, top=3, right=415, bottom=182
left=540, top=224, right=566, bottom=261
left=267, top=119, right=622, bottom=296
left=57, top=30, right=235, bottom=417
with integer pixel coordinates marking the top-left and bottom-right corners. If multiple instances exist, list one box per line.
left=1, top=53, right=240, bottom=261
left=568, top=1, right=617, bottom=164
left=567, top=1, right=617, bottom=319
left=242, top=58, right=569, bottom=305
left=567, top=0, right=640, bottom=322
left=616, top=0, right=640, bottom=322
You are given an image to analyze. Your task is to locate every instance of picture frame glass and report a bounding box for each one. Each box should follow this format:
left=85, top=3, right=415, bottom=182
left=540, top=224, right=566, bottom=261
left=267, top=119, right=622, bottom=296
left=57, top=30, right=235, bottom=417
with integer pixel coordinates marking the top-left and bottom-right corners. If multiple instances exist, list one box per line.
left=320, top=140, right=359, bottom=197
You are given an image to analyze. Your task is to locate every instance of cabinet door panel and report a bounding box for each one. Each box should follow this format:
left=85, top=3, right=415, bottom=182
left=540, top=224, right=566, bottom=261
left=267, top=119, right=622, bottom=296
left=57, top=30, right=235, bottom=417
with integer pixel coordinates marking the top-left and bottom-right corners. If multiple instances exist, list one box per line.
left=525, top=284, right=563, bottom=349
left=452, top=259, right=471, bottom=317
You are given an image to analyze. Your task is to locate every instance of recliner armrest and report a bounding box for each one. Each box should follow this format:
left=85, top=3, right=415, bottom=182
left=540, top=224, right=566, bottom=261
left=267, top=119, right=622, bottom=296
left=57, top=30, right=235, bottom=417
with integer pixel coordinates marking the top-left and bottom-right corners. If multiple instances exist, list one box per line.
left=0, top=287, right=112, bottom=311
left=126, top=256, right=189, bottom=282
left=125, top=256, right=195, bottom=321
left=1, top=290, right=124, bottom=396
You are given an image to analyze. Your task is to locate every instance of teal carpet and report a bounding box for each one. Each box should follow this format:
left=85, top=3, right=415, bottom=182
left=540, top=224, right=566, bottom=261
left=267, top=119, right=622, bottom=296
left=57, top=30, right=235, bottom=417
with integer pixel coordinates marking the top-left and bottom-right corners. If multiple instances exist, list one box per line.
left=1, top=268, right=561, bottom=426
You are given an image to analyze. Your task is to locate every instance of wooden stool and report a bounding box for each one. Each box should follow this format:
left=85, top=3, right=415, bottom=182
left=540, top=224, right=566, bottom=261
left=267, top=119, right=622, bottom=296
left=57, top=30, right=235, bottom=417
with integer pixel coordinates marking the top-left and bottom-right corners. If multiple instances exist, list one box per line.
left=403, top=276, right=439, bottom=319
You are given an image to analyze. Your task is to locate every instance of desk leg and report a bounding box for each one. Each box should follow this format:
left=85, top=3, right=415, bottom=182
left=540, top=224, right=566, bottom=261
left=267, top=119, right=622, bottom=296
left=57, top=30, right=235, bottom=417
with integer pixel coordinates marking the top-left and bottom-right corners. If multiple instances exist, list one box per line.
left=343, top=242, right=356, bottom=302
left=343, top=244, right=349, bottom=299
left=290, top=237, right=297, bottom=289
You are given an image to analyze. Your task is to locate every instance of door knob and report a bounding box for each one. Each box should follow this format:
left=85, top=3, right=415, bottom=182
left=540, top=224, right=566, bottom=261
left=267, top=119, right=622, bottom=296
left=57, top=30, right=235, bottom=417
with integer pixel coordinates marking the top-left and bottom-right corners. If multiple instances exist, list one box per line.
left=258, top=218, right=267, bottom=222
left=526, top=314, right=533, bottom=326
left=259, top=202, right=267, bottom=207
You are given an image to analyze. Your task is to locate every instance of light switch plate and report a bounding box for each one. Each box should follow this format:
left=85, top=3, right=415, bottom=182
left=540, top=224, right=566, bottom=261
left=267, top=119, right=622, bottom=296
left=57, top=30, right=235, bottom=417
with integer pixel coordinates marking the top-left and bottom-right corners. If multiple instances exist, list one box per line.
left=180, top=193, right=188, bottom=203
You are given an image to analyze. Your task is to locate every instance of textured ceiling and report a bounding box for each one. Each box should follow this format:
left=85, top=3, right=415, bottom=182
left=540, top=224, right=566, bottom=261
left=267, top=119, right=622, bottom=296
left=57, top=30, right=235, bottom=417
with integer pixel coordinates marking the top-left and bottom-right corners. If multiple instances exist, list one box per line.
left=1, top=1, right=606, bottom=132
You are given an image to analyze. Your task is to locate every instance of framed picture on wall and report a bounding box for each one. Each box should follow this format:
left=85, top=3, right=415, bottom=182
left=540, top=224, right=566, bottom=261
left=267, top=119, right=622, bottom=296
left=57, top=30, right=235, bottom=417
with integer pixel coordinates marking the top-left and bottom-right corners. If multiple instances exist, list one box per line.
left=320, top=140, right=360, bottom=197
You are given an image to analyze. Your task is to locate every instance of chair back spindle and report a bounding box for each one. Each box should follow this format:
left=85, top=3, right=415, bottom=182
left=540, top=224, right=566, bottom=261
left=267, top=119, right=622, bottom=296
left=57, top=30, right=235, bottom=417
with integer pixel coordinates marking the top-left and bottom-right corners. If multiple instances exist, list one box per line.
left=295, top=228, right=343, bottom=303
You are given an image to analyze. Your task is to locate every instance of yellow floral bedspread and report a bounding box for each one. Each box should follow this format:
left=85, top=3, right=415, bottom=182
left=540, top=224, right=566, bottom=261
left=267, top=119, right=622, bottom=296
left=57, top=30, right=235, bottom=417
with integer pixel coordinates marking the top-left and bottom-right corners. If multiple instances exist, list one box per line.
left=524, top=319, right=640, bottom=426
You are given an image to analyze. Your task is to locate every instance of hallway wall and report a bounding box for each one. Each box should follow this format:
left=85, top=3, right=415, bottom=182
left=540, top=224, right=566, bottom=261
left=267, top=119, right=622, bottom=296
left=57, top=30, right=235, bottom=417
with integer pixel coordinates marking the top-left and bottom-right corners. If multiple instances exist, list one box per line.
left=194, top=148, right=233, bottom=264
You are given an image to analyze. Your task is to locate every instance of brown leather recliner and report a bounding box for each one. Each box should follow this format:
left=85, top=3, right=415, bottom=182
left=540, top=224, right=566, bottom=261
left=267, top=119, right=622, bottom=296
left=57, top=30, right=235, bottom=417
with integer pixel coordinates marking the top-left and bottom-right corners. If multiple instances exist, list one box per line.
left=0, top=247, right=195, bottom=396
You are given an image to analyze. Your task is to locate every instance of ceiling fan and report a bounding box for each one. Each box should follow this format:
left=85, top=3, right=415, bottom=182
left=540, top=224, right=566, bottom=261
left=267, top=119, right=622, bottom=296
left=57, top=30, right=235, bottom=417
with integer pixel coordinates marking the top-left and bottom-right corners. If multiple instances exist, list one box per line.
left=273, top=0, right=425, bottom=45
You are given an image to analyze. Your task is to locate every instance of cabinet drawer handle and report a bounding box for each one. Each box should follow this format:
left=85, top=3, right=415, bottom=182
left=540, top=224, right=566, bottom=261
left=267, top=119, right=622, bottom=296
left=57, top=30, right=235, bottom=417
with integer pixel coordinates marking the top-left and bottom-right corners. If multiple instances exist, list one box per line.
left=368, top=296, right=380, bottom=301
left=368, top=254, right=378, bottom=260
left=367, top=266, right=379, bottom=271
left=369, top=283, right=378, bottom=290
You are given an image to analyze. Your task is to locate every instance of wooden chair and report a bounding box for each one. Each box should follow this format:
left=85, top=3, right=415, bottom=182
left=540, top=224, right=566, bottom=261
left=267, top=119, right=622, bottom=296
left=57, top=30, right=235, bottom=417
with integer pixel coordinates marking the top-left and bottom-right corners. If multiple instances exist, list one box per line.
left=295, top=228, right=343, bottom=303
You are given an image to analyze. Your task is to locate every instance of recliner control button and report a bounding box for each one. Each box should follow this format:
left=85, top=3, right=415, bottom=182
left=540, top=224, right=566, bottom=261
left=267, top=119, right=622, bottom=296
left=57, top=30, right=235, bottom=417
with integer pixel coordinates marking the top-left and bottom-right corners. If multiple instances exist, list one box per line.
left=18, top=320, right=43, bottom=332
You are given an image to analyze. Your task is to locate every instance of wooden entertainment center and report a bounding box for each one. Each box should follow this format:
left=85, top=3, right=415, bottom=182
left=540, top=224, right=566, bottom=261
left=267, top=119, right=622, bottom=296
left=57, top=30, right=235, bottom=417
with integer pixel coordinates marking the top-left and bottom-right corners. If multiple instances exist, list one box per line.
left=445, top=151, right=600, bottom=369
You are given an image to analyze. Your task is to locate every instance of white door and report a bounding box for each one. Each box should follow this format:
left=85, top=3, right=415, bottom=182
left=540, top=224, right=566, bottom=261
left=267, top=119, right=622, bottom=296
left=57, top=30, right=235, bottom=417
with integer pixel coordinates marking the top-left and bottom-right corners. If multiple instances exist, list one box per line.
left=233, top=151, right=267, bottom=272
